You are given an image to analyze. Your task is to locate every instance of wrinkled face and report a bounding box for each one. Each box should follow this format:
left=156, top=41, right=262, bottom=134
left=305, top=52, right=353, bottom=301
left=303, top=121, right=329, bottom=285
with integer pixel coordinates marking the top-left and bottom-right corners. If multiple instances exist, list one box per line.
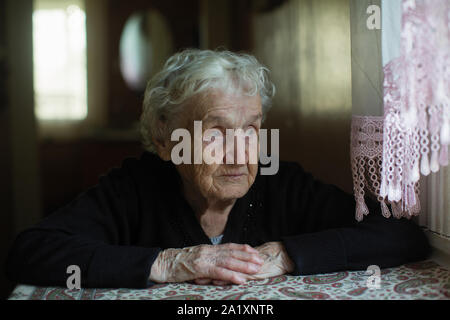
left=162, top=89, right=262, bottom=202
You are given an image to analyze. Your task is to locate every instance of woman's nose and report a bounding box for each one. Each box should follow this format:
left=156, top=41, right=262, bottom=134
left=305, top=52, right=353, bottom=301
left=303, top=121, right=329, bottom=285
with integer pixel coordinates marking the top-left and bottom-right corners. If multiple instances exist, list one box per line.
left=223, top=132, right=251, bottom=165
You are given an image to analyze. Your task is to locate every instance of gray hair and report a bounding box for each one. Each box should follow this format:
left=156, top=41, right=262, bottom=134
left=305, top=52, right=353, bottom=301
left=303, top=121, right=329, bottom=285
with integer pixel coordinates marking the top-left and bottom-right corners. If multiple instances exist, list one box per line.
left=140, top=48, right=276, bottom=153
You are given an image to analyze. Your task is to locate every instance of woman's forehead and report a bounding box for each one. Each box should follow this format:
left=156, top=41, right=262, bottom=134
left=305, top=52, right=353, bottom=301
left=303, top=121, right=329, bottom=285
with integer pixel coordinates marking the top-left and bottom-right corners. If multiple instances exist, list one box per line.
left=193, top=89, right=262, bottom=118
left=203, top=112, right=262, bottom=127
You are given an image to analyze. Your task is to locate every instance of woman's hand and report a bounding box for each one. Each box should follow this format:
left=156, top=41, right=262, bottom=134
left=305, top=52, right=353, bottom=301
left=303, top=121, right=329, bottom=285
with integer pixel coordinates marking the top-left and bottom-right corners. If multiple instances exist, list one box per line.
left=246, top=241, right=295, bottom=280
left=149, top=243, right=264, bottom=285
left=197, top=242, right=295, bottom=285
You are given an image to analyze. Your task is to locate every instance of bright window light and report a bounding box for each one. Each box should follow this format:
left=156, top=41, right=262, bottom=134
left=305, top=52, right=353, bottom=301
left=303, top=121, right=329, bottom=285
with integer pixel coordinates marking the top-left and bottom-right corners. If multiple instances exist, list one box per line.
left=33, top=0, right=87, bottom=120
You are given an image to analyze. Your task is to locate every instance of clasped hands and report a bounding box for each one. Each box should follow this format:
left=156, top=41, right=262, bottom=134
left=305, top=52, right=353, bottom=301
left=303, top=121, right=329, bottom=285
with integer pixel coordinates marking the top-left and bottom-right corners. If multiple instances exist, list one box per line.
left=149, top=242, right=295, bottom=286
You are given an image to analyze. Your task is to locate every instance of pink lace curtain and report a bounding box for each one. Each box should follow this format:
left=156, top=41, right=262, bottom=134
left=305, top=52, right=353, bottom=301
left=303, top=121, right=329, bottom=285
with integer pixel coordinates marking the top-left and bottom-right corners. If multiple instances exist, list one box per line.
left=351, top=0, right=449, bottom=221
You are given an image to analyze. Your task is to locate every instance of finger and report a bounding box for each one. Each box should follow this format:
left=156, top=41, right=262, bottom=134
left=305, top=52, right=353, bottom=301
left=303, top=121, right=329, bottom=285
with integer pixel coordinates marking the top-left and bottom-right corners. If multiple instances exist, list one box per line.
left=212, top=280, right=230, bottom=286
left=224, top=243, right=259, bottom=254
left=230, top=249, right=264, bottom=265
left=194, top=278, right=212, bottom=285
left=209, top=266, right=248, bottom=285
left=217, top=243, right=263, bottom=265
left=217, top=256, right=261, bottom=275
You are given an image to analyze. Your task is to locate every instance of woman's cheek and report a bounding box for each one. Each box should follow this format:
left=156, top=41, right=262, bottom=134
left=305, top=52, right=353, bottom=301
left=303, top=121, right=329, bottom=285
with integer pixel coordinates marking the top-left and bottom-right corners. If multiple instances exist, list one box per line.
left=202, top=129, right=225, bottom=165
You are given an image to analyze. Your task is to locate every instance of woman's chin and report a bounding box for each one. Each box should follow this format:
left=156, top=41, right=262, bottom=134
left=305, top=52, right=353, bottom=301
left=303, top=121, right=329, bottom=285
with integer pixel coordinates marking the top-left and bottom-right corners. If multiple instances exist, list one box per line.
left=212, top=181, right=252, bottom=200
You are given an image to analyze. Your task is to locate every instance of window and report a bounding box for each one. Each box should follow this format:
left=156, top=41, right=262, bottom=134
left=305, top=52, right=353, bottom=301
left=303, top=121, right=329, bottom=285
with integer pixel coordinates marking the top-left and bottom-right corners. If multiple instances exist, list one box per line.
left=33, top=0, right=87, bottom=121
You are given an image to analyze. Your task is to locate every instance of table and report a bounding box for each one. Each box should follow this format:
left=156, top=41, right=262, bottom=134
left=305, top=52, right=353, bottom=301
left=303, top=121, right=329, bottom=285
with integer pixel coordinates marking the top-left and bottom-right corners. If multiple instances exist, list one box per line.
left=8, top=260, right=450, bottom=300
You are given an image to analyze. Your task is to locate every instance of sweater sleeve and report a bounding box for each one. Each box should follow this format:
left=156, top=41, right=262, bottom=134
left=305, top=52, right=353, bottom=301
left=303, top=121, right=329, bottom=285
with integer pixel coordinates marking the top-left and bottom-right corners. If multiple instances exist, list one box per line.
left=278, top=162, right=431, bottom=275
left=5, top=164, right=162, bottom=289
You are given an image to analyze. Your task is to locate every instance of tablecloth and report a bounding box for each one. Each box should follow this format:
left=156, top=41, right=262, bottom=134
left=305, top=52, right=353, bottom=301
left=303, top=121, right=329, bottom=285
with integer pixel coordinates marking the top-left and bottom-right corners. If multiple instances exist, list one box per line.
left=8, top=260, right=450, bottom=300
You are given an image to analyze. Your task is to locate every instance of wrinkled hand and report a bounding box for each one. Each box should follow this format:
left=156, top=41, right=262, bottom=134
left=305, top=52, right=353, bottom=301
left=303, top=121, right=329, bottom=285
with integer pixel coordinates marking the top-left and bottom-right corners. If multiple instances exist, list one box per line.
left=246, top=241, right=295, bottom=280
left=149, top=243, right=264, bottom=285
left=193, top=242, right=295, bottom=285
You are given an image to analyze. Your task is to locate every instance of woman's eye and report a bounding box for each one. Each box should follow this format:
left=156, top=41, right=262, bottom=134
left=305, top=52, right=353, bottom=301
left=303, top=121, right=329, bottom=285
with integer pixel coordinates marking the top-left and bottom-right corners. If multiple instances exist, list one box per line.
left=203, top=128, right=223, bottom=142
left=211, top=127, right=225, bottom=134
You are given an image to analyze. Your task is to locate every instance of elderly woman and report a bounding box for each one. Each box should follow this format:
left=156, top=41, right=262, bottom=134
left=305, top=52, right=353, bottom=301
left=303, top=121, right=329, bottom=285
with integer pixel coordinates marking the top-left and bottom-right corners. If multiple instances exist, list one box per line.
left=6, top=49, right=429, bottom=288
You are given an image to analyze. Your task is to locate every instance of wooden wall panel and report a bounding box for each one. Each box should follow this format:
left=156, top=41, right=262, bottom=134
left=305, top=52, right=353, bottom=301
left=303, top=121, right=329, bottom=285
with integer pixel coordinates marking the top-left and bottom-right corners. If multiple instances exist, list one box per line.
left=252, top=0, right=353, bottom=192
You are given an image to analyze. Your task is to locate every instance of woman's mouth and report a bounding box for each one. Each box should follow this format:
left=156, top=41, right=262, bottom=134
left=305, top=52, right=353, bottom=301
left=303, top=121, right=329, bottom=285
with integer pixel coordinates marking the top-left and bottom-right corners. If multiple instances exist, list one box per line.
left=221, top=173, right=246, bottom=179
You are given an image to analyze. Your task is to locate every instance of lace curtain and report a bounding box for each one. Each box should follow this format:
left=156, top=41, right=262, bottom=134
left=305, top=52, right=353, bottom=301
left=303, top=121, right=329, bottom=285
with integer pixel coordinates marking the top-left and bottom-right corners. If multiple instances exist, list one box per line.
left=350, top=0, right=450, bottom=221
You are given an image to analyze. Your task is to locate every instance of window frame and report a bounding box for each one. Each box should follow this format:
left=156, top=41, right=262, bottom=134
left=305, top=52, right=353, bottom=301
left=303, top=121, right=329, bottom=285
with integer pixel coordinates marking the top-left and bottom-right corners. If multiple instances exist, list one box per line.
left=33, top=0, right=109, bottom=140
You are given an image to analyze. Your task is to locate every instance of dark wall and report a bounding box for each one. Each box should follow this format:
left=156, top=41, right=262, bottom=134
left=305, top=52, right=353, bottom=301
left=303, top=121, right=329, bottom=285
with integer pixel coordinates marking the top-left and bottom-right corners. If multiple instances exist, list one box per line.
left=40, top=140, right=143, bottom=217
left=107, top=0, right=200, bottom=128
left=251, top=0, right=353, bottom=193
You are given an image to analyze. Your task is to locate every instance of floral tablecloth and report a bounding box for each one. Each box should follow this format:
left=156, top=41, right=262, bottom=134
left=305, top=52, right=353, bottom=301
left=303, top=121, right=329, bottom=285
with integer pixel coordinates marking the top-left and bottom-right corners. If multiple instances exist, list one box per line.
left=8, top=260, right=450, bottom=300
